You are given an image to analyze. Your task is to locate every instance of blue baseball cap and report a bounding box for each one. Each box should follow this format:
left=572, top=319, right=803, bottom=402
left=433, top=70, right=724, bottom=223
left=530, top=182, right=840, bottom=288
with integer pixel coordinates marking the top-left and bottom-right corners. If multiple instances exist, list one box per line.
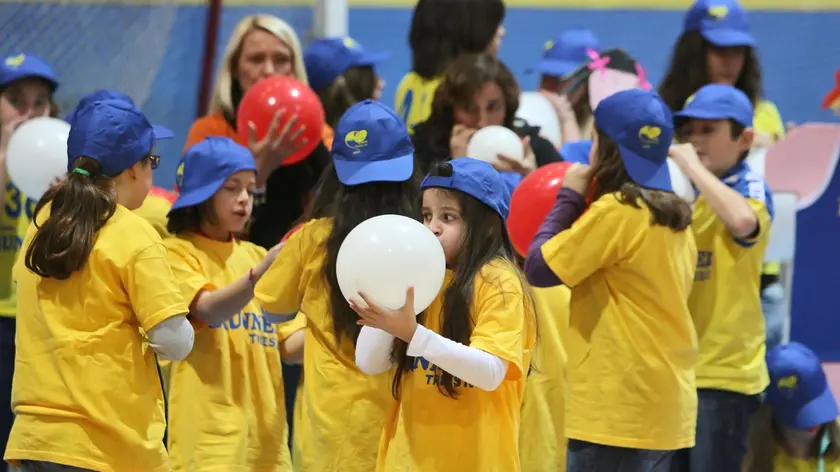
left=67, top=99, right=174, bottom=176
left=170, top=137, right=257, bottom=212
left=529, top=29, right=600, bottom=78
left=594, top=89, right=674, bottom=192
left=65, top=89, right=134, bottom=124
left=766, top=342, right=839, bottom=430
left=331, top=99, right=414, bottom=186
left=0, top=53, right=58, bottom=90
left=421, top=158, right=509, bottom=220
left=304, top=37, right=390, bottom=91
left=683, top=0, right=755, bottom=47
left=674, top=84, right=753, bottom=127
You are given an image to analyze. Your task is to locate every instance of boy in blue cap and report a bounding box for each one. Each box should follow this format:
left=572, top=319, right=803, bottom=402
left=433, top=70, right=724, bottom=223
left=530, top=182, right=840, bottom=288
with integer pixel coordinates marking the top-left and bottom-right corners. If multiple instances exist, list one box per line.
left=669, top=83, right=775, bottom=470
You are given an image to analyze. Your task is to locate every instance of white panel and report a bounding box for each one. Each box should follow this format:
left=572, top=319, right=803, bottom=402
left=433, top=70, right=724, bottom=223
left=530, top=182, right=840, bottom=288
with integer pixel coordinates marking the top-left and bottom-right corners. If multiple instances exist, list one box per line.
left=765, top=192, right=797, bottom=262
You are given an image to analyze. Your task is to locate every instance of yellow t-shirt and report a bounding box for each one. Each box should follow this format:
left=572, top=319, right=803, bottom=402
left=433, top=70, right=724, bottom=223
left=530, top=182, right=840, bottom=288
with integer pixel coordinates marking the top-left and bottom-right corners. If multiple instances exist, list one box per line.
left=690, top=161, right=773, bottom=395
left=394, top=71, right=443, bottom=132
left=520, top=285, right=570, bottom=472
left=772, top=441, right=840, bottom=471
left=541, top=192, right=699, bottom=451
left=0, top=180, right=36, bottom=318
left=253, top=217, right=393, bottom=472
left=4, top=205, right=188, bottom=472
left=134, top=187, right=176, bottom=239
left=164, top=233, right=303, bottom=471
left=754, top=99, right=785, bottom=278
left=376, top=260, right=536, bottom=472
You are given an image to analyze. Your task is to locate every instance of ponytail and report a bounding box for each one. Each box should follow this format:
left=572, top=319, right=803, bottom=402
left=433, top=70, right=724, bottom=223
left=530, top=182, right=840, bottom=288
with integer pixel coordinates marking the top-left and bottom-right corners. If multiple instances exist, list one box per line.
left=25, top=157, right=118, bottom=280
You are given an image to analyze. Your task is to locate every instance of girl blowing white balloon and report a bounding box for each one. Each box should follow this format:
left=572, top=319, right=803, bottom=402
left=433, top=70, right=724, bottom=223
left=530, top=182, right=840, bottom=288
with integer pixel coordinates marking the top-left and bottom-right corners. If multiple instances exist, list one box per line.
left=353, top=157, right=536, bottom=472
left=4, top=99, right=194, bottom=472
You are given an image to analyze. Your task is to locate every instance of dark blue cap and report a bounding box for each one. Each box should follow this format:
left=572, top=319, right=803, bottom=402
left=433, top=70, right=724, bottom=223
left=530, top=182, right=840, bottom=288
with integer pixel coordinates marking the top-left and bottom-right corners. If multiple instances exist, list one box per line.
left=67, top=99, right=174, bottom=176
left=421, top=158, right=510, bottom=220
left=766, top=342, right=839, bottom=430
left=594, top=89, right=674, bottom=192
left=674, top=84, right=754, bottom=127
left=331, top=99, right=414, bottom=186
left=304, top=37, right=390, bottom=91
left=0, top=53, right=58, bottom=90
left=529, top=29, right=600, bottom=78
left=170, top=137, right=257, bottom=212
left=66, top=89, right=134, bottom=124
left=683, top=0, right=755, bottom=47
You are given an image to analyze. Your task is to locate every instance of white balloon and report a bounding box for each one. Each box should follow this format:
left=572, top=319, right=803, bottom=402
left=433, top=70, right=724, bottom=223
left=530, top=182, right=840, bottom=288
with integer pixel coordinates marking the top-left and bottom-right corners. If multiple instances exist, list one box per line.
left=516, top=92, right=562, bottom=148
left=7, top=117, right=70, bottom=199
left=465, top=125, right=523, bottom=165
left=668, top=158, right=697, bottom=205
left=336, top=214, right=446, bottom=315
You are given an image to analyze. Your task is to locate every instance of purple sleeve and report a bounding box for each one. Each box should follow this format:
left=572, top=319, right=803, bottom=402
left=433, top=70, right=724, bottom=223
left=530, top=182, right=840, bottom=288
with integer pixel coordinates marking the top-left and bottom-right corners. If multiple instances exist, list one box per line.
left=523, top=188, right=587, bottom=287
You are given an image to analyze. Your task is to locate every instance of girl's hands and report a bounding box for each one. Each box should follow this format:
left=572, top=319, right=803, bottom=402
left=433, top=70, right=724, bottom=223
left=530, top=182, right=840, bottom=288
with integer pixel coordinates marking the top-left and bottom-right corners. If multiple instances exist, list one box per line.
left=247, top=108, right=307, bottom=185
left=253, top=241, right=285, bottom=280
left=0, top=115, right=26, bottom=163
left=495, top=136, right=536, bottom=176
left=450, top=125, right=477, bottom=158
left=350, top=287, right=417, bottom=343
left=562, top=163, right=591, bottom=194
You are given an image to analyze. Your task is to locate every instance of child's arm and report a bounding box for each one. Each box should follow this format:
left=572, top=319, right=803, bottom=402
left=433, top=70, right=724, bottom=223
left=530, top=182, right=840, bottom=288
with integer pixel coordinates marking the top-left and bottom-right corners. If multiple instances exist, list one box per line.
left=406, top=325, right=509, bottom=391
left=280, top=329, right=304, bottom=364
left=524, top=188, right=586, bottom=287
left=670, top=144, right=758, bottom=239
left=355, top=326, right=397, bottom=375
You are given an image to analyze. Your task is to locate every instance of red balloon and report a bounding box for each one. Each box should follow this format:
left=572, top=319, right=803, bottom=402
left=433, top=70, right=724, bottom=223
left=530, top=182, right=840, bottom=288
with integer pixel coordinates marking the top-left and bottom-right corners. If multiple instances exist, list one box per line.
left=507, top=162, right=573, bottom=256
left=237, top=76, right=325, bottom=167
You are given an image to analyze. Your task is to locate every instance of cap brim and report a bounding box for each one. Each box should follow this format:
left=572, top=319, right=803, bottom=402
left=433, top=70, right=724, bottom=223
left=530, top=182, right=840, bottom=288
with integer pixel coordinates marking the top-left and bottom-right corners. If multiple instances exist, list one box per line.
left=701, top=29, right=756, bottom=48
left=153, top=125, right=174, bottom=140
left=334, top=152, right=414, bottom=186
left=781, top=385, right=840, bottom=430
left=0, top=72, right=59, bottom=90
left=527, top=59, right=580, bottom=78
left=618, top=144, right=673, bottom=192
left=169, top=161, right=256, bottom=212
left=674, top=108, right=730, bottom=123
left=353, top=51, right=391, bottom=67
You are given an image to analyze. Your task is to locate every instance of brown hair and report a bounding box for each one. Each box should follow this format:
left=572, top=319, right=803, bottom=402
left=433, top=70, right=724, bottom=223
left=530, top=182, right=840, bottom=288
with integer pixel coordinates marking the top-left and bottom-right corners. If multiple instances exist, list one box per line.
left=166, top=200, right=219, bottom=235
left=589, top=126, right=692, bottom=231
left=743, top=405, right=840, bottom=471
left=315, top=66, right=379, bottom=129
left=25, top=157, right=118, bottom=280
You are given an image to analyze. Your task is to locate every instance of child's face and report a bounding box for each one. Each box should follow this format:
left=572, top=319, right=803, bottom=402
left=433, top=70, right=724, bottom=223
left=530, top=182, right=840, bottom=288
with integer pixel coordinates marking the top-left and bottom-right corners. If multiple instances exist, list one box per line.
left=677, top=118, right=753, bottom=176
left=421, top=189, right=465, bottom=265
left=0, top=78, right=52, bottom=126
left=706, top=45, right=746, bottom=86
left=209, top=170, right=256, bottom=234
left=453, top=81, right=506, bottom=129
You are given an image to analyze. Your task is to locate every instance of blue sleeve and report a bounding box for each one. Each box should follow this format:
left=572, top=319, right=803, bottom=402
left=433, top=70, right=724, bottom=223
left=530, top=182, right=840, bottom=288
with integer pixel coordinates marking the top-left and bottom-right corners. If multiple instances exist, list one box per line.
left=500, top=171, right=523, bottom=196
left=559, top=140, right=593, bottom=165
left=728, top=168, right=775, bottom=221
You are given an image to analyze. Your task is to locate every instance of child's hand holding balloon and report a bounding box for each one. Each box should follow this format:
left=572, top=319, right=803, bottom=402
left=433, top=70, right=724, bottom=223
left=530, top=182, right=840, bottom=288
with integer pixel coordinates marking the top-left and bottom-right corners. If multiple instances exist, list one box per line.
left=495, top=136, right=536, bottom=176
left=350, top=287, right=418, bottom=343
left=562, top=163, right=591, bottom=194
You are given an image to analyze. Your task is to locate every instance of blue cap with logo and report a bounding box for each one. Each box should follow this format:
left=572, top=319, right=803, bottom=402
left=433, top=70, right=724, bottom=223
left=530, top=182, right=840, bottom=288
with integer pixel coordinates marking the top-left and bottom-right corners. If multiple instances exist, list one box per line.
left=594, top=89, right=675, bottom=192
left=766, top=342, right=839, bottom=430
left=66, top=89, right=134, bottom=124
left=331, top=99, right=414, bottom=186
left=674, top=84, right=754, bottom=127
left=683, top=0, right=755, bottom=47
left=304, top=37, right=390, bottom=91
left=529, top=29, right=600, bottom=78
left=0, top=53, right=58, bottom=90
left=170, top=137, right=257, bottom=213
left=67, top=99, right=174, bottom=176
left=421, top=158, right=510, bottom=220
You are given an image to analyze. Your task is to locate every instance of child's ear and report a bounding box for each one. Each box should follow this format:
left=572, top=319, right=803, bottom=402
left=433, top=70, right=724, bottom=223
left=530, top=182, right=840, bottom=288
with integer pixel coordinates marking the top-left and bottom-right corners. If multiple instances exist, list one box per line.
left=738, top=127, right=755, bottom=152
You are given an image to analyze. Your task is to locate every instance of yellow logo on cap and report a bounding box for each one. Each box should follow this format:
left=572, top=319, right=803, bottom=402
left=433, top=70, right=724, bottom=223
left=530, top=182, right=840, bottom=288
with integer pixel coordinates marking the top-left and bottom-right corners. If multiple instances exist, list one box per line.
left=343, top=37, right=359, bottom=49
left=175, top=161, right=185, bottom=190
left=638, top=126, right=661, bottom=147
left=685, top=93, right=696, bottom=106
left=777, top=375, right=798, bottom=398
left=708, top=5, right=728, bottom=19
left=4, top=54, right=25, bottom=69
left=344, top=130, right=368, bottom=154
left=544, top=40, right=555, bottom=52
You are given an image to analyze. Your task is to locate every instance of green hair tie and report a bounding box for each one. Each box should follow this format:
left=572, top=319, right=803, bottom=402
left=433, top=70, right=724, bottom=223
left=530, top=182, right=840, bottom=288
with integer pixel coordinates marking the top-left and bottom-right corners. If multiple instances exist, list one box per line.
left=72, top=168, right=91, bottom=177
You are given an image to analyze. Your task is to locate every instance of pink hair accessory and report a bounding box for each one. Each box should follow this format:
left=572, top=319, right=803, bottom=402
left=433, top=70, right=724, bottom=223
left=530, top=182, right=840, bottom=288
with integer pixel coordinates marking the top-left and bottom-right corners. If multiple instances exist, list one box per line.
left=635, top=63, right=652, bottom=91
left=586, top=49, right=611, bottom=78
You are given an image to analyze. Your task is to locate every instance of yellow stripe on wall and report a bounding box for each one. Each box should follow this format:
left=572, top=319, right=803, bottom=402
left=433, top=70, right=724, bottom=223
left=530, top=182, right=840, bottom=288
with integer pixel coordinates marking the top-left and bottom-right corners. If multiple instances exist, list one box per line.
left=2, top=0, right=840, bottom=9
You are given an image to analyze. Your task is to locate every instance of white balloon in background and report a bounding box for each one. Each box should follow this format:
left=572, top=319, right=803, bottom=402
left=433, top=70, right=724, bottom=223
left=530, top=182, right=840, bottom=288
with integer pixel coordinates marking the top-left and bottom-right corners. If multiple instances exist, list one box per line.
left=6, top=117, right=70, bottom=199
left=668, top=158, right=697, bottom=205
left=336, top=214, right=446, bottom=315
left=465, top=125, right=524, bottom=165
left=516, top=92, right=562, bottom=148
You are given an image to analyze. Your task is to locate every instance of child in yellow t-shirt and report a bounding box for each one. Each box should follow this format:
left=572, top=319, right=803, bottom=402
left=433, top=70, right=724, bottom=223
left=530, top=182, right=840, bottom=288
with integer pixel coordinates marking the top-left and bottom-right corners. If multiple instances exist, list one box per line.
left=353, top=158, right=537, bottom=472
left=525, top=89, right=698, bottom=470
left=163, top=137, right=304, bottom=471
left=253, top=99, right=419, bottom=472
left=743, top=342, right=840, bottom=472
left=670, top=83, right=774, bottom=471
left=5, top=99, right=194, bottom=472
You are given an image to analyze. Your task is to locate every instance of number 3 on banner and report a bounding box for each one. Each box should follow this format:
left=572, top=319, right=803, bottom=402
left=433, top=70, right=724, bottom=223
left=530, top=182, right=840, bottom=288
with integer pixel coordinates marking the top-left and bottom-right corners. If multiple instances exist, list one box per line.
left=5, top=183, right=36, bottom=220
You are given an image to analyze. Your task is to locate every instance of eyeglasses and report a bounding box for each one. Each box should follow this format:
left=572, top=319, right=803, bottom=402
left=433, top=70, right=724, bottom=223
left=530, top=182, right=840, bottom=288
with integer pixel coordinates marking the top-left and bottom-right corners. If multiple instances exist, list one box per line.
left=148, top=154, right=160, bottom=170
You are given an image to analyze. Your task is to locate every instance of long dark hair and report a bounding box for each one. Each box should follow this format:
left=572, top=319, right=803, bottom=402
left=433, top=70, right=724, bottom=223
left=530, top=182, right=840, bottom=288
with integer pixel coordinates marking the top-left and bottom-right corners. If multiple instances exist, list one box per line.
left=659, top=30, right=762, bottom=112
left=311, top=163, right=420, bottom=345
left=589, top=127, right=692, bottom=231
left=415, top=53, right=520, bottom=174
left=390, top=161, right=534, bottom=399
left=25, top=157, right=119, bottom=279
